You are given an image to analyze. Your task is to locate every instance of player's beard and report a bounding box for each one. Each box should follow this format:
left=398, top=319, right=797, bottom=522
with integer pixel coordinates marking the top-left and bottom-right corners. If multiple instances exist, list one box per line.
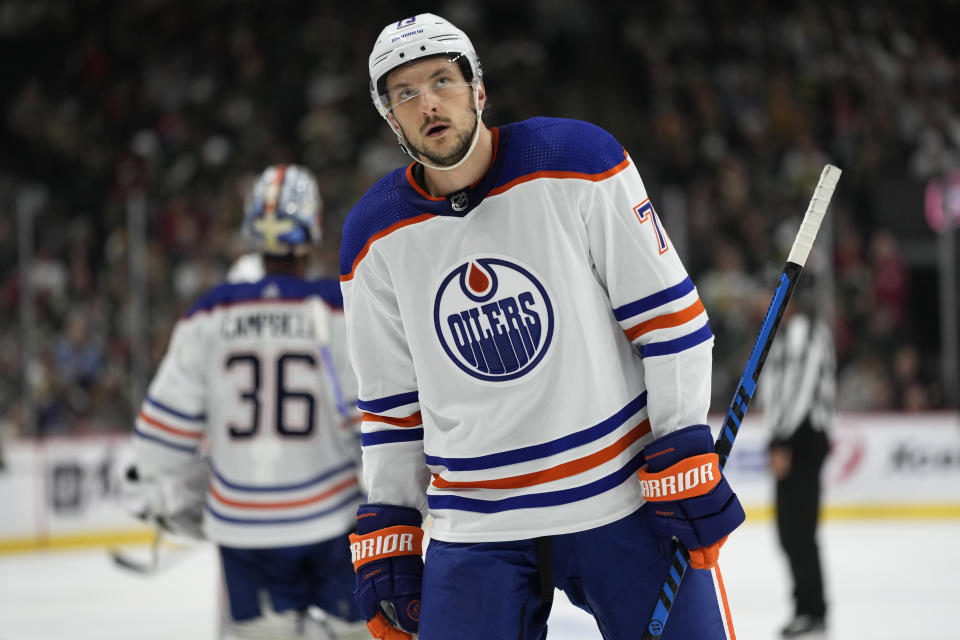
left=401, top=106, right=479, bottom=168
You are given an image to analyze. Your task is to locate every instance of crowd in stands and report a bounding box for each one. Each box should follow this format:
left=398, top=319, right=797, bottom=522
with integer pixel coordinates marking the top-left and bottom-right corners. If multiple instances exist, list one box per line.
left=1, top=0, right=957, bottom=436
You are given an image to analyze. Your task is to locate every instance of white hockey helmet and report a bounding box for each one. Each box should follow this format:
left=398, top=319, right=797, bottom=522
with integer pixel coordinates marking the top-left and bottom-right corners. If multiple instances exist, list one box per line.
left=243, top=164, right=322, bottom=258
left=368, top=13, right=483, bottom=119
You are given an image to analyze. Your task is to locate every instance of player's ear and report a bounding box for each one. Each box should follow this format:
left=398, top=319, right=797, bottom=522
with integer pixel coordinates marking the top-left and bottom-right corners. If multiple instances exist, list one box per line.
left=386, top=111, right=399, bottom=130
left=476, top=81, right=486, bottom=112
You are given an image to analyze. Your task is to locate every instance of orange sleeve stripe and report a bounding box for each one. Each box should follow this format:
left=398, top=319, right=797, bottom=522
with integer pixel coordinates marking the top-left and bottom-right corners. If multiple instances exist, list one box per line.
left=431, top=419, right=651, bottom=490
left=138, top=411, right=203, bottom=439
left=624, top=299, right=706, bottom=342
left=362, top=411, right=423, bottom=428
left=340, top=213, right=436, bottom=282
left=486, top=151, right=630, bottom=198
left=208, top=475, right=359, bottom=509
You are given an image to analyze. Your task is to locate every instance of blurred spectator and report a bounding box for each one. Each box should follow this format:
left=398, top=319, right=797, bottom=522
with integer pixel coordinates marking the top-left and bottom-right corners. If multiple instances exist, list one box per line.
left=2, top=0, right=957, bottom=435
left=53, top=310, right=103, bottom=388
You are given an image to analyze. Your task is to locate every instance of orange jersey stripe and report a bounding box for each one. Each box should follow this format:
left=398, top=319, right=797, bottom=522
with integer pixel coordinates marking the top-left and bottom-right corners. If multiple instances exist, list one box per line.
left=209, top=475, right=359, bottom=510
left=715, top=565, right=736, bottom=639
left=487, top=151, right=630, bottom=198
left=362, top=411, right=423, bottom=428
left=624, top=299, right=706, bottom=342
left=341, top=213, right=435, bottom=282
left=431, top=419, right=650, bottom=490
left=138, top=410, right=203, bottom=439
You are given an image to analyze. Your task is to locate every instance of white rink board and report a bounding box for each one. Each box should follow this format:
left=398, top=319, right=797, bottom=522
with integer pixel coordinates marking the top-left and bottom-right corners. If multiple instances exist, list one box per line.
left=0, top=434, right=138, bottom=543
left=717, top=411, right=960, bottom=510
left=1, top=413, right=959, bottom=548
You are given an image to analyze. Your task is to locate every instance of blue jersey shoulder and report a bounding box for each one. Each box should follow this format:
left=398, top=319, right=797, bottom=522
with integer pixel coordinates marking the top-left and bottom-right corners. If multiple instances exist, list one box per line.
left=496, top=117, right=627, bottom=186
left=310, top=278, right=343, bottom=309
left=339, top=168, right=426, bottom=277
left=186, top=275, right=342, bottom=317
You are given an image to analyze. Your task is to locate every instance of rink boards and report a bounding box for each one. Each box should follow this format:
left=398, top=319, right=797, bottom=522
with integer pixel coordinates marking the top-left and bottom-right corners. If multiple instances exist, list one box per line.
left=1, top=413, right=959, bottom=552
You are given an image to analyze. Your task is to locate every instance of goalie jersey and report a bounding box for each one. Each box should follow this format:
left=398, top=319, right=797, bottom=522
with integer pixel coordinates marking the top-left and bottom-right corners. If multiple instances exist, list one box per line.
left=134, top=275, right=363, bottom=548
left=340, top=117, right=713, bottom=543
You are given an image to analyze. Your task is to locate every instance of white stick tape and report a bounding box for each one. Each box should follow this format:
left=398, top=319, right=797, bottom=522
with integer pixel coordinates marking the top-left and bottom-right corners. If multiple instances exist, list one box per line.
left=787, top=164, right=842, bottom=267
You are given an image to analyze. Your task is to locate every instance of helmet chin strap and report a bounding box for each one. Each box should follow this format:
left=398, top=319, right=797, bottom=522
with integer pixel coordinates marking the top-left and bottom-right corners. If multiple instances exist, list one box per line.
left=391, top=87, right=483, bottom=172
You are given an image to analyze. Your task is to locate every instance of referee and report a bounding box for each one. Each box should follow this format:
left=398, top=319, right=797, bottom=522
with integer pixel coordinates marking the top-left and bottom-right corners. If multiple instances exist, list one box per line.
left=760, top=286, right=835, bottom=639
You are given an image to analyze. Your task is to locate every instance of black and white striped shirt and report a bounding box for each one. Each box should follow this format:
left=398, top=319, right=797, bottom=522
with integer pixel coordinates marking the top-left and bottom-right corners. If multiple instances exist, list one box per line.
left=760, top=313, right=836, bottom=440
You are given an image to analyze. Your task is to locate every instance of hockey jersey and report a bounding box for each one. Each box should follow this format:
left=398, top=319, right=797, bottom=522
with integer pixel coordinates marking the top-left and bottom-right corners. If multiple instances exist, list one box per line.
left=134, top=275, right=363, bottom=548
left=340, top=117, right=713, bottom=543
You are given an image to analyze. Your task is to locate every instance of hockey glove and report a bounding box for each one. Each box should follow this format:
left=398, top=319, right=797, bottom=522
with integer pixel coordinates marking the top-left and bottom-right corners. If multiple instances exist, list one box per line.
left=120, top=464, right=207, bottom=540
left=349, top=504, right=424, bottom=640
left=637, top=425, right=745, bottom=570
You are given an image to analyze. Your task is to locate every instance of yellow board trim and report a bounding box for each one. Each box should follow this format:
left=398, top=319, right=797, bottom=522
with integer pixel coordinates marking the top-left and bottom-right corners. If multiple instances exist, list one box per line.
left=0, top=528, right=154, bottom=554
left=744, top=504, right=960, bottom=522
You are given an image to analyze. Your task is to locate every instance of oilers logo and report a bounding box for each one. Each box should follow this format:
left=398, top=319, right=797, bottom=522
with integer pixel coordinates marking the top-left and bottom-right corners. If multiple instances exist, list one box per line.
left=433, top=257, right=554, bottom=382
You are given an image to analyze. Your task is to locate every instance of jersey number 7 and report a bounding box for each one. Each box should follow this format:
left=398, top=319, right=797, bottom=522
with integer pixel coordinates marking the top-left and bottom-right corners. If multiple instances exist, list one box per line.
left=633, top=199, right=669, bottom=255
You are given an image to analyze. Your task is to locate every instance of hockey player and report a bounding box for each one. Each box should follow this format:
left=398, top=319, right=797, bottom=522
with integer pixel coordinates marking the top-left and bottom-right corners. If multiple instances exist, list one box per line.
left=133, top=165, right=367, bottom=640
left=340, top=14, right=746, bottom=640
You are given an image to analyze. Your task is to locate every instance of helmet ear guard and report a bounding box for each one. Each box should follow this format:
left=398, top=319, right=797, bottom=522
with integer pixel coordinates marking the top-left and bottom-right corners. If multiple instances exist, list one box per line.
left=242, top=164, right=322, bottom=258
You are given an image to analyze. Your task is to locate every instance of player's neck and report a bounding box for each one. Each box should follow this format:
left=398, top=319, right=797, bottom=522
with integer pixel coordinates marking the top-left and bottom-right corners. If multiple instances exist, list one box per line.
left=422, top=125, right=494, bottom=197
left=263, top=255, right=308, bottom=278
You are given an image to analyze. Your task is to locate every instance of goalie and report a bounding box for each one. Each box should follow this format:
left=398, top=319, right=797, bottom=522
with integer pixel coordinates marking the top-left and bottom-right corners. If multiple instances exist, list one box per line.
left=130, top=165, right=366, bottom=640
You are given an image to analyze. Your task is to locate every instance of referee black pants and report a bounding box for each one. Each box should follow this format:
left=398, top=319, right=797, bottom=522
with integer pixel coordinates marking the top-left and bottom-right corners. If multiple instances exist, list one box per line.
left=775, top=423, right=829, bottom=619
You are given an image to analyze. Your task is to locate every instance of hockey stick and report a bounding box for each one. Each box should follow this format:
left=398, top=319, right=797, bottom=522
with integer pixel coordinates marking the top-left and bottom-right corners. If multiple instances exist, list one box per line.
left=308, top=296, right=350, bottom=423
left=109, top=520, right=164, bottom=574
left=641, top=164, right=841, bottom=640
left=109, top=515, right=201, bottom=575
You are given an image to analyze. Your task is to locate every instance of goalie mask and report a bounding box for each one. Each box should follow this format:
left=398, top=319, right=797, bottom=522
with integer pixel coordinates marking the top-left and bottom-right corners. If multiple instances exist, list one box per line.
left=243, top=164, right=322, bottom=258
left=368, top=13, right=484, bottom=171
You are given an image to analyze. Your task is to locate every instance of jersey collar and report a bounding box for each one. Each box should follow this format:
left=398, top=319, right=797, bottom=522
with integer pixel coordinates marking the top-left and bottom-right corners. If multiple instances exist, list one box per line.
left=396, top=126, right=507, bottom=218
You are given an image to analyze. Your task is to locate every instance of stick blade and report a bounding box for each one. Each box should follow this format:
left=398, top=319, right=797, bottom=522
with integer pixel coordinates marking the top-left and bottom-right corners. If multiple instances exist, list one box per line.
left=108, top=548, right=157, bottom=574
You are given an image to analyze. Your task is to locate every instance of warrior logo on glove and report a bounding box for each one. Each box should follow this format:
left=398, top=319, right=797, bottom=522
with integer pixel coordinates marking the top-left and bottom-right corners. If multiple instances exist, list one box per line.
left=350, top=526, right=422, bottom=568
left=638, top=453, right=720, bottom=501
left=350, top=504, right=425, bottom=640
left=638, top=425, right=745, bottom=570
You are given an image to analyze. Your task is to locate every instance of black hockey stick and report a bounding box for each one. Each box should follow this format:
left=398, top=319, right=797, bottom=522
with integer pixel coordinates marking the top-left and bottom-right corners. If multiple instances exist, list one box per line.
left=108, top=520, right=164, bottom=574
left=109, top=516, right=198, bottom=575
left=641, top=164, right=841, bottom=640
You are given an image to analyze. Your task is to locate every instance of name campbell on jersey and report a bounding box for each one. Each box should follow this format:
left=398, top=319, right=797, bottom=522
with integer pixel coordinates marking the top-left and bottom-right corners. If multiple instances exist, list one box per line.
left=134, top=275, right=362, bottom=548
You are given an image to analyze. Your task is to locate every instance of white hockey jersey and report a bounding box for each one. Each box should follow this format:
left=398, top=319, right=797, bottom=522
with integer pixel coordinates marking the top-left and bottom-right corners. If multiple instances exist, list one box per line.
left=340, top=118, right=713, bottom=543
left=134, top=275, right=363, bottom=548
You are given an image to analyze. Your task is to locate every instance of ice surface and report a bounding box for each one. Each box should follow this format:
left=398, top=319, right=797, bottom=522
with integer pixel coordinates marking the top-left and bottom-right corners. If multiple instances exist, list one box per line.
left=1, top=519, right=958, bottom=639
